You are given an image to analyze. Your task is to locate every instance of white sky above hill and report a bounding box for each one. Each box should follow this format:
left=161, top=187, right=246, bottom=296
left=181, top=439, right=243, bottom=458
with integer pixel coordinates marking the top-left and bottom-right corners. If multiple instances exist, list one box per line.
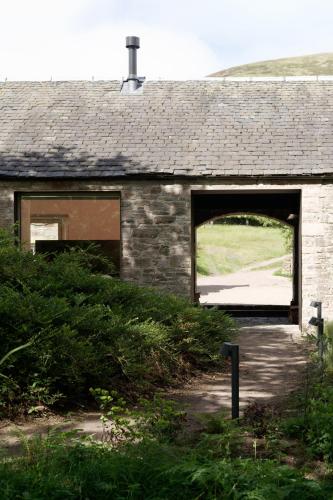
left=0, top=0, right=333, bottom=80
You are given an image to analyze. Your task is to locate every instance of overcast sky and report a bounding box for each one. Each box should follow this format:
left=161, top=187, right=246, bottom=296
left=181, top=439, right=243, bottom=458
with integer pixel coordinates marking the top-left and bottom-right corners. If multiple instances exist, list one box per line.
left=1, top=0, right=333, bottom=81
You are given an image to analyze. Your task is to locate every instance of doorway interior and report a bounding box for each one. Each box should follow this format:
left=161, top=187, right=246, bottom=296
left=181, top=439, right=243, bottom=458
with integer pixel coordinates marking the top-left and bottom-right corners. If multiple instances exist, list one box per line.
left=192, top=190, right=301, bottom=324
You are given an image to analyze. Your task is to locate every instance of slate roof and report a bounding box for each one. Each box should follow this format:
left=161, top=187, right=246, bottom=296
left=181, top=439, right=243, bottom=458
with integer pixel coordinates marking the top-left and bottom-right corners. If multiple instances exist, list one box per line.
left=1, top=79, right=333, bottom=178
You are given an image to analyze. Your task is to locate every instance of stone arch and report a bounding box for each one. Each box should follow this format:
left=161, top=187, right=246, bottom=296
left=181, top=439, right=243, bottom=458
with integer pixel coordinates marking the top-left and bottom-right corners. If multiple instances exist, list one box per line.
left=196, top=211, right=294, bottom=229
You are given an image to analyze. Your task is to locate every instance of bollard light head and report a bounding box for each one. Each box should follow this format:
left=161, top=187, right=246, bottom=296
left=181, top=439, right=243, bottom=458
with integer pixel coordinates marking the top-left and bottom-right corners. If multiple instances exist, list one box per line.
left=309, top=316, right=323, bottom=326
left=310, top=301, right=321, bottom=308
left=220, top=342, right=232, bottom=358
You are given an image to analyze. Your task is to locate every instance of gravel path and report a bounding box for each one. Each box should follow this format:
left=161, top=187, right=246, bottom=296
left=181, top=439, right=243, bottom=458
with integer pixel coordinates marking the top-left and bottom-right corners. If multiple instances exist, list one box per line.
left=170, top=320, right=308, bottom=418
left=197, top=259, right=292, bottom=305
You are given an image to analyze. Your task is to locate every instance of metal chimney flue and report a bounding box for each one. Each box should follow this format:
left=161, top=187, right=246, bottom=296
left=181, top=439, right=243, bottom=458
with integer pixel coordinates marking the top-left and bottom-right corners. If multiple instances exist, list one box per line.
left=126, top=36, right=139, bottom=80
left=122, top=36, right=145, bottom=93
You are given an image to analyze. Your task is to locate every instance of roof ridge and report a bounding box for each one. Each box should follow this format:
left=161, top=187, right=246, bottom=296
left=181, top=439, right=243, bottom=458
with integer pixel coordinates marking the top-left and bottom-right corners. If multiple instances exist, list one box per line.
left=205, top=76, right=333, bottom=82
left=2, top=76, right=333, bottom=84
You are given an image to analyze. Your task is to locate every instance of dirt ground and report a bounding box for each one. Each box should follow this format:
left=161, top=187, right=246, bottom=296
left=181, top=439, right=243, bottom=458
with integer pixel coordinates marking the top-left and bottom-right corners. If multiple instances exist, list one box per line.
left=0, top=318, right=309, bottom=454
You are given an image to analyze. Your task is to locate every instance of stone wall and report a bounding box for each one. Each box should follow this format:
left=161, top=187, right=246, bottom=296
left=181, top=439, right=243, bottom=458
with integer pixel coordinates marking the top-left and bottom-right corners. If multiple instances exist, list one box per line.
left=191, top=180, right=333, bottom=328
left=0, top=179, right=192, bottom=297
left=0, top=184, right=15, bottom=228
left=121, top=183, right=191, bottom=295
left=1, top=177, right=333, bottom=329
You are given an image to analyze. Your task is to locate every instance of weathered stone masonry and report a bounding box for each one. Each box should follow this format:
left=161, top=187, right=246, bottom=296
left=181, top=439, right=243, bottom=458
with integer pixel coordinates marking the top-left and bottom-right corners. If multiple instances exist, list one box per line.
left=2, top=79, right=333, bottom=330
left=194, top=180, right=333, bottom=327
left=1, top=178, right=333, bottom=329
left=0, top=180, right=192, bottom=296
left=121, top=182, right=191, bottom=295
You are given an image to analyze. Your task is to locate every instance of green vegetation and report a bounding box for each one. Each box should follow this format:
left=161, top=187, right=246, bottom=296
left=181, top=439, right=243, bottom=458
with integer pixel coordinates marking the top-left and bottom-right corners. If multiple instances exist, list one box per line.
left=0, top=229, right=233, bottom=417
left=197, top=224, right=289, bottom=276
left=1, top=397, right=333, bottom=499
left=324, top=321, right=333, bottom=376
left=3, top=226, right=333, bottom=498
left=283, top=384, right=333, bottom=464
left=1, top=440, right=329, bottom=499
left=277, top=335, right=333, bottom=471
left=210, top=52, right=333, bottom=77
left=252, top=260, right=283, bottom=272
left=274, top=267, right=292, bottom=279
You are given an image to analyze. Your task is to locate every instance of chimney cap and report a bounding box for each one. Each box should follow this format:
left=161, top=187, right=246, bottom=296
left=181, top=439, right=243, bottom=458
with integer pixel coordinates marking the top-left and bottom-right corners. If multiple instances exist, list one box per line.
left=126, top=36, right=140, bottom=49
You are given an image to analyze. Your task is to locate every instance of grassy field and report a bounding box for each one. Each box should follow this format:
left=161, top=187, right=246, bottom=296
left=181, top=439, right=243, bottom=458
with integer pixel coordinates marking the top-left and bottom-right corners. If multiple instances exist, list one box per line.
left=197, top=224, right=290, bottom=276
left=209, top=52, right=333, bottom=77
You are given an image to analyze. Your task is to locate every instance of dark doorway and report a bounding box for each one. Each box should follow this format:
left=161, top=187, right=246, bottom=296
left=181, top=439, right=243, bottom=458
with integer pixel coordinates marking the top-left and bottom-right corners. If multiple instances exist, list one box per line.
left=192, top=190, right=301, bottom=324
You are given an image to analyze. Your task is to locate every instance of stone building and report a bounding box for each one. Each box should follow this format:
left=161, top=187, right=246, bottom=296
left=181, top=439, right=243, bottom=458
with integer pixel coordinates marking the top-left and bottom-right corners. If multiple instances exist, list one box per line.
left=1, top=76, right=333, bottom=329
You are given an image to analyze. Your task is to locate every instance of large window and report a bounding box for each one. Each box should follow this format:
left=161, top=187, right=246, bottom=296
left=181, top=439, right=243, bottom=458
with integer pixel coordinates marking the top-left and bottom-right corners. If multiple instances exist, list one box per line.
left=19, top=193, right=121, bottom=270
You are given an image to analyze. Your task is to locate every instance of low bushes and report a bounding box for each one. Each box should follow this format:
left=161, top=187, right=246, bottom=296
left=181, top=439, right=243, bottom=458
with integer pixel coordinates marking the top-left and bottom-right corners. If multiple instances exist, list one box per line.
left=283, top=383, right=333, bottom=463
left=279, top=324, right=333, bottom=464
left=324, top=320, right=333, bottom=376
left=1, top=392, right=332, bottom=499
left=0, top=231, right=234, bottom=416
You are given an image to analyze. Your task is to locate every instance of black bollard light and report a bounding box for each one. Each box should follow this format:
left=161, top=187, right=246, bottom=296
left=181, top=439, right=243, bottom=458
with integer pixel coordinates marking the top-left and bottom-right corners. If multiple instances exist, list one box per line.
left=220, top=342, right=239, bottom=419
left=309, top=301, right=324, bottom=370
left=310, top=301, right=322, bottom=317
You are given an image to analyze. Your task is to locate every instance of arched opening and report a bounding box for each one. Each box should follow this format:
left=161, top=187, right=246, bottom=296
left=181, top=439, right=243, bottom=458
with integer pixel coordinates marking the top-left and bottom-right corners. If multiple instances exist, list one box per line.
left=196, top=213, right=293, bottom=304
left=191, top=190, right=301, bottom=324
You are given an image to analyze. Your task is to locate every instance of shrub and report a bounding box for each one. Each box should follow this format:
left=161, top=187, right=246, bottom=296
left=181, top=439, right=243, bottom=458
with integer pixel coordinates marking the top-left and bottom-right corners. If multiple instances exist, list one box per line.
left=283, top=384, right=333, bottom=463
left=0, top=231, right=234, bottom=416
left=214, top=214, right=281, bottom=227
left=90, top=388, right=187, bottom=444
left=324, top=320, right=333, bottom=376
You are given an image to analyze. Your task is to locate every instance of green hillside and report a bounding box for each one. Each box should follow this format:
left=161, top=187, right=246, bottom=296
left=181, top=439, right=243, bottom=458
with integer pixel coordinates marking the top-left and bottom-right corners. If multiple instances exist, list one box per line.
left=210, top=52, right=333, bottom=77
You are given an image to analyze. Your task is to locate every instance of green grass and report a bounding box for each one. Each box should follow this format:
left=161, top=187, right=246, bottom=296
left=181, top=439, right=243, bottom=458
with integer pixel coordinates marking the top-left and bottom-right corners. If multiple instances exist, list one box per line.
left=274, top=268, right=292, bottom=279
left=1, top=434, right=332, bottom=499
left=254, top=261, right=292, bottom=279
left=209, top=52, right=333, bottom=77
left=197, top=224, right=289, bottom=276
left=253, top=261, right=281, bottom=271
